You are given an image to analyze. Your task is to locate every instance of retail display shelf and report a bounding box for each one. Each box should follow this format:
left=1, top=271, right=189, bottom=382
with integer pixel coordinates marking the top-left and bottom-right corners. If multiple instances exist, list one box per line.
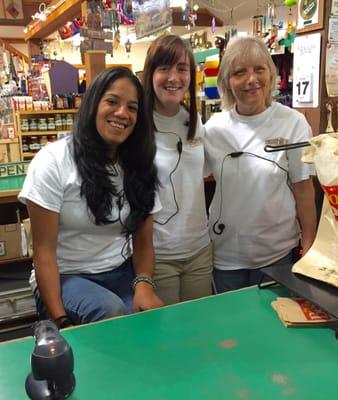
left=16, top=109, right=78, bottom=115
left=0, top=257, right=32, bottom=266
left=20, top=131, right=58, bottom=136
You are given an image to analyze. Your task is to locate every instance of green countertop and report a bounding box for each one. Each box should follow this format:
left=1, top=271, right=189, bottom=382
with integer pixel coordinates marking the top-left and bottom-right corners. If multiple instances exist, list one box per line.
left=0, top=286, right=337, bottom=400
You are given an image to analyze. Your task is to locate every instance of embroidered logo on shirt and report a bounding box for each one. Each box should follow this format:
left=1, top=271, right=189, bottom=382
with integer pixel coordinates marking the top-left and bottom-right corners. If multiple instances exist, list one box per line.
left=265, top=137, right=289, bottom=146
left=188, top=138, right=203, bottom=147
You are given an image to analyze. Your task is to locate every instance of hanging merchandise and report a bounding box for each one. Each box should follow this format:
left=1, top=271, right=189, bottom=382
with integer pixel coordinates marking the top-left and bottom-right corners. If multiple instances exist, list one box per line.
left=267, top=0, right=275, bottom=30
left=284, top=0, right=296, bottom=6
left=190, top=32, right=212, bottom=50
left=113, top=30, right=121, bottom=50
left=118, top=0, right=134, bottom=25
left=211, top=16, right=216, bottom=36
left=132, top=0, right=172, bottom=39
left=110, top=0, right=121, bottom=32
left=228, top=9, right=237, bottom=39
left=280, top=8, right=296, bottom=51
left=214, top=35, right=227, bottom=61
left=252, top=14, right=264, bottom=36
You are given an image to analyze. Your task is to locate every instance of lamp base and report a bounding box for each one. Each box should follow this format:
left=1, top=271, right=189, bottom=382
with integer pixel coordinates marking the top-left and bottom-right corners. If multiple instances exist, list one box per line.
left=25, top=372, right=75, bottom=400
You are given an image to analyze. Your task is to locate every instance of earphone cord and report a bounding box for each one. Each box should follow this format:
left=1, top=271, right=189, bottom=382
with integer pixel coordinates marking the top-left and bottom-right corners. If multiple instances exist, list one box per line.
left=154, top=130, right=183, bottom=226
left=212, top=151, right=292, bottom=234
left=154, top=148, right=182, bottom=225
left=212, top=153, right=229, bottom=233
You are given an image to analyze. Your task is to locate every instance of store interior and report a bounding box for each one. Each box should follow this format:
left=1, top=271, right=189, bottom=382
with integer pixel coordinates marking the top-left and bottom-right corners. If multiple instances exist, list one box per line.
left=0, top=0, right=337, bottom=342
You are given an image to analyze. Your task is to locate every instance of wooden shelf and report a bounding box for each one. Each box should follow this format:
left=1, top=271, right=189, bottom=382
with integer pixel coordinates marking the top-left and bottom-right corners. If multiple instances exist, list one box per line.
left=23, top=152, right=36, bottom=158
left=16, top=109, right=78, bottom=115
left=0, top=138, right=18, bottom=144
left=0, top=256, right=32, bottom=266
left=0, top=191, right=21, bottom=203
left=21, top=131, right=59, bottom=136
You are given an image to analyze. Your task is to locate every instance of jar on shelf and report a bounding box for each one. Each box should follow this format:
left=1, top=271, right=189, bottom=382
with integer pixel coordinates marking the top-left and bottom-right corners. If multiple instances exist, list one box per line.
left=22, top=137, right=30, bottom=152
left=40, top=135, right=48, bottom=147
left=48, top=135, right=57, bottom=143
left=21, top=118, right=29, bottom=132
left=29, top=136, right=41, bottom=152
left=53, top=95, right=64, bottom=109
left=66, top=114, right=73, bottom=130
left=62, top=114, right=67, bottom=130
left=73, top=94, right=82, bottom=109
left=29, top=118, right=38, bottom=131
left=55, top=114, right=63, bottom=131
left=38, top=118, right=47, bottom=131
left=47, top=117, right=55, bottom=130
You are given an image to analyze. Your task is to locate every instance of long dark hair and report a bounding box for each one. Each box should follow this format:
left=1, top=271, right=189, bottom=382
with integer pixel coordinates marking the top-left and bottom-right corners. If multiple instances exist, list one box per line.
left=142, top=35, right=197, bottom=140
left=72, top=66, right=157, bottom=233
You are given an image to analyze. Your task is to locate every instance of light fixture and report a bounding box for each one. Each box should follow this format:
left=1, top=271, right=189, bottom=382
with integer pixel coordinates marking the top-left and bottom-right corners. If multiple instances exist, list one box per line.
left=125, top=39, right=131, bottom=53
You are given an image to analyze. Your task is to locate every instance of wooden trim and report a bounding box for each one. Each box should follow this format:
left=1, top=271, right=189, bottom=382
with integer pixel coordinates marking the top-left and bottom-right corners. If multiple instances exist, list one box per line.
left=0, top=39, right=28, bottom=62
left=0, top=38, right=26, bottom=44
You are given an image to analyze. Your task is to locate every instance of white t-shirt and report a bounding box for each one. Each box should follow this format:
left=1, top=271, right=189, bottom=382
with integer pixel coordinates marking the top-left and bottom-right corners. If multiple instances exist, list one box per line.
left=153, top=106, right=210, bottom=259
left=18, top=137, right=161, bottom=287
left=204, top=102, right=315, bottom=270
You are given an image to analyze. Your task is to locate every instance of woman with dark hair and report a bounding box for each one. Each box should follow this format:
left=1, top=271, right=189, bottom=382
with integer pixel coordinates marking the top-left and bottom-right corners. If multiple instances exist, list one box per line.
left=142, top=35, right=212, bottom=305
left=19, top=67, right=163, bottom=328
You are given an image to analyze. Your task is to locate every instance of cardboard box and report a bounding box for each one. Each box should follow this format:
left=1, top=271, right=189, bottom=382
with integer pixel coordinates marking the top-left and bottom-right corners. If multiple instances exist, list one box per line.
left=0, top=210, right=22, bottom=260
left=0, top=139, right=20, bottom=163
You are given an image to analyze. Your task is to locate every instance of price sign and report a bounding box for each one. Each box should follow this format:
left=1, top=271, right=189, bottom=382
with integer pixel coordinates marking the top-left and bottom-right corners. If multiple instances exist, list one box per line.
left=295, top=74, right=313, bottom=103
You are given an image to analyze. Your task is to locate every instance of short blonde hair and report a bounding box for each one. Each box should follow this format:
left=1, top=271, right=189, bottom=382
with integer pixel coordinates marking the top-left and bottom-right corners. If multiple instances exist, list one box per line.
left=217, top=36, right=277, bottom=110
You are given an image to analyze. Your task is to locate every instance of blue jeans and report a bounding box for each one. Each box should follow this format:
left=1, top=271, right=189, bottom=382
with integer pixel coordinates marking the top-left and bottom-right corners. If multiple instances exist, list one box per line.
left=34, top=258, right=135, bottom=325
left=213, top=252, right=293, bottom=293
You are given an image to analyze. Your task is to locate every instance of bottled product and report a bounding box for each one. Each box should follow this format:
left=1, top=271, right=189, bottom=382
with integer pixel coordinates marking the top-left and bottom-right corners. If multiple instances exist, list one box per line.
left=53, top=95, right=64, bottom=109
left=38, top=118, right=47, bottom=131
left=40, top=136, right=48, bottom=147
left=62, top=114, right=67, bottom=130
left=47, top=117, right=55, bottom=130
left=22, top=137, right=29, bottom=152
left=29, top=136, right=41, bottom=152
left=21, top=118, right=29, bottom=132
left=66, top=114, right=73, bottom=130
left=48, top=135, right=57, bottom=143
left=29, top=118, right=38, bottom=131
left=55, top=114, right=63, bottom=131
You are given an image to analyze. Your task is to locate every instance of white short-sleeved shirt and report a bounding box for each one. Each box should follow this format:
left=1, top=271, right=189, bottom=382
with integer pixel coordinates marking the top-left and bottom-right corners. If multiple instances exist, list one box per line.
left=153, top=106, right=210, bottom=259
left=18, top=136, right=161, bottom=287
left=204, top=102, right=315, bottom=270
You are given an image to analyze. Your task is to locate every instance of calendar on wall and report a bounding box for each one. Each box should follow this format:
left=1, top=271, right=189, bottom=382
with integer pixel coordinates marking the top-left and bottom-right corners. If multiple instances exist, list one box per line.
left=292, top=33, right=321, bottom=108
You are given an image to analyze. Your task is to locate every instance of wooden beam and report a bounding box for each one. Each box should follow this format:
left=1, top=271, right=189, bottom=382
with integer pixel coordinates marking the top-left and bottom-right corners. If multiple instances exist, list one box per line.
left=24, top=0, right=82, bottom=40
left=0, top=38, right=26, bottom=44
left=0, top=38, right=28, bottom=62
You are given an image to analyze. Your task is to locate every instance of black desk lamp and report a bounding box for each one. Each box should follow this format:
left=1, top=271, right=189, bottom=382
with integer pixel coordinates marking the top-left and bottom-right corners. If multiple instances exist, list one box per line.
left=25, top=320, right=76, bottom=400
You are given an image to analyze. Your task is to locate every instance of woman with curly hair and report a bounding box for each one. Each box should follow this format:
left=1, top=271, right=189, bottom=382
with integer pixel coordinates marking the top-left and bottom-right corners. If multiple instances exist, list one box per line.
left=19, top=67, right=163, bottom=328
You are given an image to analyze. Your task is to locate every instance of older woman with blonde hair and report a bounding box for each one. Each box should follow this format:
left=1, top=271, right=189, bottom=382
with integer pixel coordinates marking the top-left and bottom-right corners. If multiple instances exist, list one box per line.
left=204, top=35, right=317, bottom=292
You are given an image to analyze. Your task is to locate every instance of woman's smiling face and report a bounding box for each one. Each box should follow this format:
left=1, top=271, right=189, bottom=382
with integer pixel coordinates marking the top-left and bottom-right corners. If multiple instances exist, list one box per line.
left=152, top=52, right=191, bottom=117
left=95, top=77, right=139, bottom=151
left=229, top=61, right=272, bottom=116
